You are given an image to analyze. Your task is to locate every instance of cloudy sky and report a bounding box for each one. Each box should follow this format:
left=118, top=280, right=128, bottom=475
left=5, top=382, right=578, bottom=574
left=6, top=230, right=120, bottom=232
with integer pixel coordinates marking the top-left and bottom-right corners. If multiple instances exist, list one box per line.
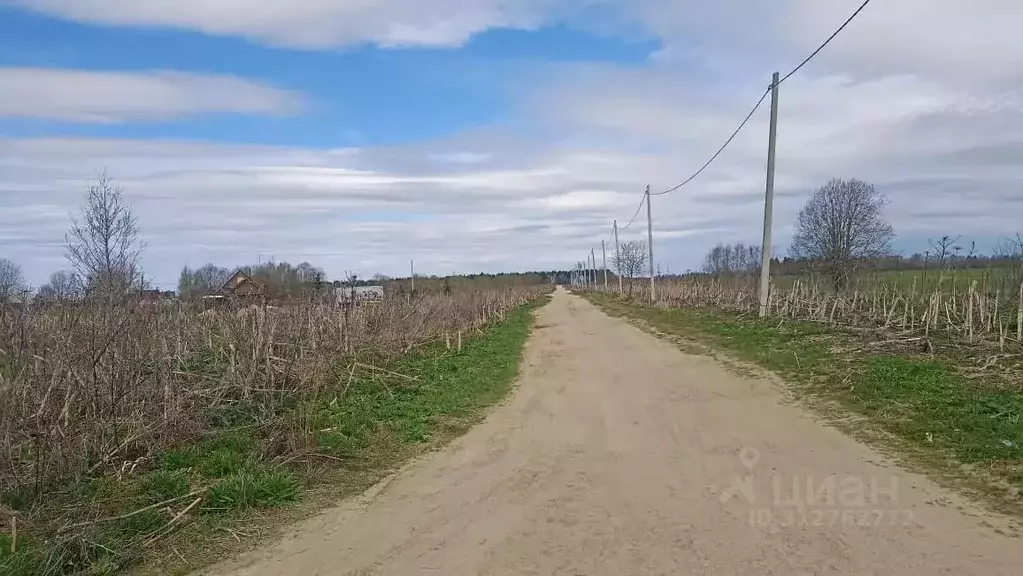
left=1, top=0, right=1021, bottom=288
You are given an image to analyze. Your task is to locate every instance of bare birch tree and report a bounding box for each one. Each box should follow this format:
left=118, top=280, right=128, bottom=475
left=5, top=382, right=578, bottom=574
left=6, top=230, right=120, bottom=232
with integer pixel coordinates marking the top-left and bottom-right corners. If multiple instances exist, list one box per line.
left=0, top=257, right=28, bottom=302
left=65, top=175, right=144, bottom=300
left=790, top=178, right=894, bottom=290
left=178, top=264, right=231, bottom=300
left=37, top=270, right=82, bottom=302
left=614, top=241, right=647, bottom=296
left=702, top=243, right=761, bottom=275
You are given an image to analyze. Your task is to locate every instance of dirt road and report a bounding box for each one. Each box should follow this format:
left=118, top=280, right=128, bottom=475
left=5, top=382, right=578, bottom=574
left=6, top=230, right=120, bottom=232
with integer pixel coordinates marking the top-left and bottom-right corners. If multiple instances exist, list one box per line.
left=209, top=288, right=1023, bottom=575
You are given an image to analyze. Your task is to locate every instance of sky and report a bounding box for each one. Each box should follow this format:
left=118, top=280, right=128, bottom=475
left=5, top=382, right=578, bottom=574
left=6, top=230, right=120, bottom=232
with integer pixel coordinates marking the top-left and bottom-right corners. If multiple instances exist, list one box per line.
left=1, top=0, right=1022, bottom=289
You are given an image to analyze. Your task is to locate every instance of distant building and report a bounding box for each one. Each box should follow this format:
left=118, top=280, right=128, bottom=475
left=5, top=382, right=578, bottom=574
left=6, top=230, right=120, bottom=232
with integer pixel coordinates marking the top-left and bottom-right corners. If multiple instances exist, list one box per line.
left=335, top=285, right=384, bottom=304
left=204, top=270, right=266, bottom=305
left=138, top=289, right=175, bottom=302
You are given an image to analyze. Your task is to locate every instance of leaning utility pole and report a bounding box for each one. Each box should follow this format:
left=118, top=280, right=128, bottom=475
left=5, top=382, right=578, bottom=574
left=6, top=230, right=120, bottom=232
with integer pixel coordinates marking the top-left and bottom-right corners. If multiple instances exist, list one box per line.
left=758, top=72, right=780, bottom=318
left=645, top=185, right=656, bottom=303
left=591, top=248, right=597, bottom=289
left=601, top=239, right=608, bottom=289
left=613, top=219, right=623, bottom=295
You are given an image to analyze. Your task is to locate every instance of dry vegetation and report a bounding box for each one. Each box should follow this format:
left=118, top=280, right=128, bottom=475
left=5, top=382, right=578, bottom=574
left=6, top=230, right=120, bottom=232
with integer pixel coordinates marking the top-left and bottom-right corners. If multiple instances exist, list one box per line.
left=0, top=285, right=550, bottom=573
left=645, top=268, right=1023, bottom=353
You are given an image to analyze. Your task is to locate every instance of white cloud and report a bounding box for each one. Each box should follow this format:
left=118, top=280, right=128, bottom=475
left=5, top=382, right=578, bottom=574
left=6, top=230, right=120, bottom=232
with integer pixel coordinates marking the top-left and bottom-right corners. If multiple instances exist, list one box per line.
left=0, top=68, right=304, bottom=122
left=0, top=136, right=636, bottom=286
left=627, top=0, right=1023, bottom=83
left=3, top=0, right=1023, bottom=286
left=429, top=152, right=492, bottom=164
left=781, top=0, right=1023, bottom=83
left=3, top=0, right=578, bottom=48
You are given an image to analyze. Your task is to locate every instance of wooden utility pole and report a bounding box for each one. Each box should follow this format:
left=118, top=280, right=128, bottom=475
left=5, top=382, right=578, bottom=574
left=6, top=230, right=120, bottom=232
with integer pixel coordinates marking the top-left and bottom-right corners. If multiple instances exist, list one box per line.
left=614, top=220, right=623, bottom=295
left=758, top=72, right=780, bottom=317
left=646, top=185, right=656, bottom=303
left=601, top=239, right=608, bottom=289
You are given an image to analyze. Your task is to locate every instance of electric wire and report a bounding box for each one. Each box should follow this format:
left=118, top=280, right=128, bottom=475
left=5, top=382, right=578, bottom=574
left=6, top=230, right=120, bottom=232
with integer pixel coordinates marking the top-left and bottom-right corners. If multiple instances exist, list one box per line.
left=588, top=0, right=874, bottom=276
left=777, top=0, right=873, bottom=86
left=650, top=0, right=873, bottom=197
left=651, top=88, right=770, bottom=196
left=620, top=193, right=647, bottom=230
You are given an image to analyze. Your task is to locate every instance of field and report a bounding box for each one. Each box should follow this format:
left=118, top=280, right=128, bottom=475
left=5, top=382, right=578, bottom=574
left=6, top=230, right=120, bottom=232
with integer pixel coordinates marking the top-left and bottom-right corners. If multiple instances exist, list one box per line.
left=0, top=285, right=551, bottom=575
left=646, top=264, right=1023, bottom=352
left=775, top=264, right=1023, bottom=295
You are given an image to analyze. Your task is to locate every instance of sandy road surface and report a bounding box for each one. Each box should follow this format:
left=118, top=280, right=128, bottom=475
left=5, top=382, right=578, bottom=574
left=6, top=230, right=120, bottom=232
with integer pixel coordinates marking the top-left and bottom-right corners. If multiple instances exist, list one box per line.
left=209, top=288, right=1023, bottom=575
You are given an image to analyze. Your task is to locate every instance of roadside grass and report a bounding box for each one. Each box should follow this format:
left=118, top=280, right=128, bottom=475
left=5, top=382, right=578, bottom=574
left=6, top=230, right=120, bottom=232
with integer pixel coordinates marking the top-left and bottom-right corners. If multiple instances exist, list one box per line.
left=584, top=292, right=1023, bottom=521
left=1, top=296, right=548, bottom=576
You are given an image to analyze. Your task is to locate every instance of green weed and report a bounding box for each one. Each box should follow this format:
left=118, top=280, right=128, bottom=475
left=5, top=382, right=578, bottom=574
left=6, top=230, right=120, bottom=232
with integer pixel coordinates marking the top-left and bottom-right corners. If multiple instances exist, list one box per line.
left=206, top=470, right=299, bottom=511
left=143, top=470, right=192, bottom=502
left=1, top=485, right=34, bottom=511
left=159, top=433, right=255, bottom=478
left=315, top=299, right=542, bottom=460
left=857, top=357, right=1023, bottom=463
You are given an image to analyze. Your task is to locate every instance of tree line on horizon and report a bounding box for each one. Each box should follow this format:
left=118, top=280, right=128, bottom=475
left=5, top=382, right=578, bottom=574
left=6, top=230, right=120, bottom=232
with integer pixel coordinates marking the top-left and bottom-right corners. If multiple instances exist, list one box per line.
left=0, top=175, right=563, bottom=304
left=6, top=176, right=1022, bottom=303
left=697, top=178, right=1023, bottom=289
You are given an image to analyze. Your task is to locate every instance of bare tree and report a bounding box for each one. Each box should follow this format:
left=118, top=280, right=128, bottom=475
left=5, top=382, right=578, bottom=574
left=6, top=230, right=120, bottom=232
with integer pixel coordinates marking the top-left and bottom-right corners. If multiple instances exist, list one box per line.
left=296, top=261, right=325, bottom=283
left=996, top=234, right=1023, bottom=260
left=929, top=235, right=962, bottom=272
left=702, top=243, right=761, bottom=275
left=178, top=263, right=231, bottom=300
left=790, top=178, right=894, bottom=290
left=573, top=261, right=586, bottom=285
left=37, top=270, right=82, bottom=302
left=0, top=257, right=28, bottom=302
left=614, top=240, right=647, bottom=295
left=65, top=175, right=144, bottom=299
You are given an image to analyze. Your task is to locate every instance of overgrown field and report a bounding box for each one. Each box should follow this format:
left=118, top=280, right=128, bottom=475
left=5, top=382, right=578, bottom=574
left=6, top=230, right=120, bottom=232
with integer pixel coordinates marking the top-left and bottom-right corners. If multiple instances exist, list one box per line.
left=0, top=287, right=550, bottom=574
left=584, top=287, right=1023, bottom=521
left=774, top=265, right=1023, bottom=295
left=635, top=268, right=1023, bottom=352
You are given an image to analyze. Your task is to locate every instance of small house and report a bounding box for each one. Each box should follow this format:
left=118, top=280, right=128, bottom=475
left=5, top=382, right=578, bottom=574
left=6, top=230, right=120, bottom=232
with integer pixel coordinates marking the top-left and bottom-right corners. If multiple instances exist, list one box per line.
left=208, top=270, right=266, bottom=304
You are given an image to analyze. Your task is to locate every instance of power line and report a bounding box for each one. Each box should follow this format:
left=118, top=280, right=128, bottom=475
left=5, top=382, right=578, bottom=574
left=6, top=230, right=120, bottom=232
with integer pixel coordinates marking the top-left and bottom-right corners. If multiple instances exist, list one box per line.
left=620, top=193, right=646, bottom=230
left=651, top=88, right=770, bottom=196
left=778, top=0, right=873, bottom=86
left=649, top=0, right=873, bottom=197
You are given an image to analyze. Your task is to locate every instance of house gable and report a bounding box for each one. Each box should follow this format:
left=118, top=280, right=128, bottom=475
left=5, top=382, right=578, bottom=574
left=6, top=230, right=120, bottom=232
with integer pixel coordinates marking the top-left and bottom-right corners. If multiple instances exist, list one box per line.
left=217, top=270, right=265, bottom=297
